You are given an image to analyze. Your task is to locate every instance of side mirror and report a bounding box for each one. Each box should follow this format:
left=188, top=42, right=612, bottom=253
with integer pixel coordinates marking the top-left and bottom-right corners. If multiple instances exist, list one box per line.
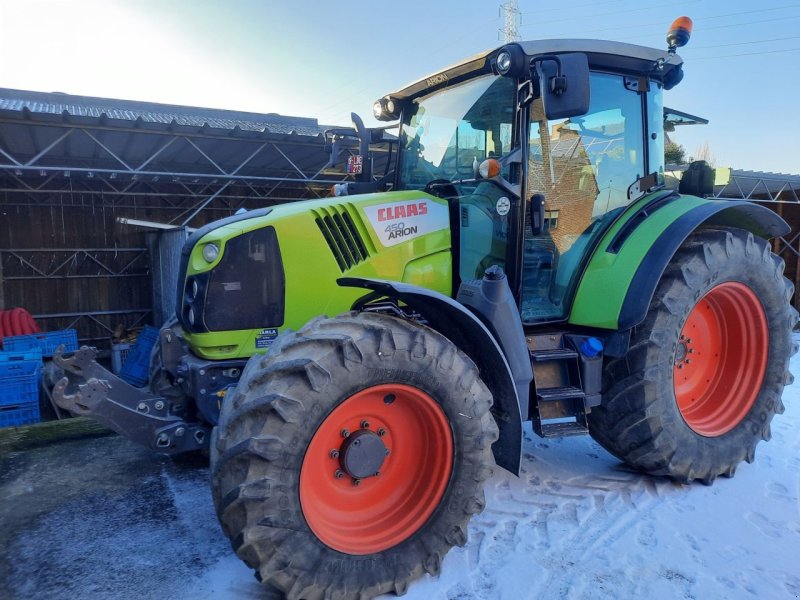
left=534, top=53, right=590, bottom=120
left=530, top=193, right=546, bottom=235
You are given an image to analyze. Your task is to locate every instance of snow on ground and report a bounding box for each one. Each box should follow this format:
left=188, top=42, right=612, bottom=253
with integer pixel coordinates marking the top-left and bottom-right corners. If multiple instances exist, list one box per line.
left=1, top=341, right=799, bottom=600
left=190, top=344, right=800, bottom=600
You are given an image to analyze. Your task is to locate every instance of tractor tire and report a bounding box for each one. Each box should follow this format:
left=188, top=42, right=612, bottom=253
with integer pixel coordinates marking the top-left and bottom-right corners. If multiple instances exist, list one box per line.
left=589, top=228, right=798, bottom=484
left=211, top=312, right=498, bottom=599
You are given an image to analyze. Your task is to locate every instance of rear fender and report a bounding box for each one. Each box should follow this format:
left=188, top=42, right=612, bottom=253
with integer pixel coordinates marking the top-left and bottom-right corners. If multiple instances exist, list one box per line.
left=569, top=193, right=790, bottom=331
left=338, top=277, right=522, bottom=476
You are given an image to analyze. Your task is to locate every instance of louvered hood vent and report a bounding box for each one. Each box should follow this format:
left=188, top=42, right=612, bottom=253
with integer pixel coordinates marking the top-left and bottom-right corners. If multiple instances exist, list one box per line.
left=314, top=206, right=370, bottom=271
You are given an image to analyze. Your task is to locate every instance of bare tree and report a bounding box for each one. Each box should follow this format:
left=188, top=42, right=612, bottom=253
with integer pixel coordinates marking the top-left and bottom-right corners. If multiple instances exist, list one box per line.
left=694, top=142, right=716, bottom=166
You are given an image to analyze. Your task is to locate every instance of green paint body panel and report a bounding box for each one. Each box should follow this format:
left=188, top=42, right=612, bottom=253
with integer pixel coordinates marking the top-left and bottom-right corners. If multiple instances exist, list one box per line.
left=568, top=192, right=707, bottom=329
left=183, top=191, right=452, bottom=359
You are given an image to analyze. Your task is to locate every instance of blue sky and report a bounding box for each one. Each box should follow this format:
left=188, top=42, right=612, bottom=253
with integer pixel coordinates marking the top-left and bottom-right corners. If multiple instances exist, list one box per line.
left=1, top=0, right=798, bottom=173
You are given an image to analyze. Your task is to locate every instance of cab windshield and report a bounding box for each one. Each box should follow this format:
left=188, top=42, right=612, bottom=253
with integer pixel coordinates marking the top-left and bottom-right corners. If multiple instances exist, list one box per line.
left=398, top=75, right=516, bottom=189
left=398, top=75, right=519, bottom=283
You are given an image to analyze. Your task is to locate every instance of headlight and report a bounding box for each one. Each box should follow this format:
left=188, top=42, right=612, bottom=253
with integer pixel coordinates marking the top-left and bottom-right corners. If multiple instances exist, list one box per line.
left=191, top=278, right=199, bottom=299
left=497, top=51, right=512, bottom=74
left=372, top=96, right=401, bottom=121
left=187, top=307, right=196, bottom=326
left=202, top=243, right=219, bottom=263
left=495, top=44, right=525, bottom=77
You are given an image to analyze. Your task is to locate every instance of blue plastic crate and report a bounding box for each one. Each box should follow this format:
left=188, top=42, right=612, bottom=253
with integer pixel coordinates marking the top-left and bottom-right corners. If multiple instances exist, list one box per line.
left=119, top=325, right=159, bottom=387
left=0, top=401, right=41, bottom=428
left=0, top=349, right=42, bottom=366
left=3, top=329, right=78, bottom=357
left=0, top=351, right=42, bottom=408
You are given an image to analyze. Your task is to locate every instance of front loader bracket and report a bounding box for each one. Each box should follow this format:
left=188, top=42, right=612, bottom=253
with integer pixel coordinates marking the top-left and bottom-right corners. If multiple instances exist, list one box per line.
left=52, top=346, right=209, bottom=453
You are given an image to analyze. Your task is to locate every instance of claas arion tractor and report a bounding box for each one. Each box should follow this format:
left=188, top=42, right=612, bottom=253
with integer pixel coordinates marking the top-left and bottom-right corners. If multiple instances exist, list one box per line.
left=54, top=18, right=797, bottom=599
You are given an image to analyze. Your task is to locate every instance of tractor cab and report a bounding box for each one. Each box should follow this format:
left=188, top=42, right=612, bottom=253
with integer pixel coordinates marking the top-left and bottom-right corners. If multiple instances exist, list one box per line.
left=376, top=39, right=684, bottom=324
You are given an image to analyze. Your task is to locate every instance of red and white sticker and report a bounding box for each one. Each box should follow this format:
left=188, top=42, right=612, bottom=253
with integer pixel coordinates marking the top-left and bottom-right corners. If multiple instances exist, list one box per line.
left=347, top=155, right=363, bottom=175
left=362, top=199, right=449, bottom=247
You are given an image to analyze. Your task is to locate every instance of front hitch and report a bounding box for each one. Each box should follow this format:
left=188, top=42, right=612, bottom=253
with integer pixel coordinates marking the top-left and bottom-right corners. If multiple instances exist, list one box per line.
left=52, top=346, right=209, bottom=453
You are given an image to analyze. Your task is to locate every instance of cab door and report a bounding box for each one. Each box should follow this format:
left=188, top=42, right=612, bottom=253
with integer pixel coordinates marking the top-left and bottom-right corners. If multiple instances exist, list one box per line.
left=521, top=72, right=655, bottom=322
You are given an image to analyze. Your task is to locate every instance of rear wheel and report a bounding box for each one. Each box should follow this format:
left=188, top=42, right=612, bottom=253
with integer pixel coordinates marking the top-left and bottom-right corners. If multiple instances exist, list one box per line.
left=211, top=312, right=497, bottom=599
left=589, top=228, right=798, bottom=483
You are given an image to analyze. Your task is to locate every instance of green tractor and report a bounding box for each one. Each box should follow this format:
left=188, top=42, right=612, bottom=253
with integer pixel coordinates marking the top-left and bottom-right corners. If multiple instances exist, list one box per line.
left=54, top=18, right=797, bottom=599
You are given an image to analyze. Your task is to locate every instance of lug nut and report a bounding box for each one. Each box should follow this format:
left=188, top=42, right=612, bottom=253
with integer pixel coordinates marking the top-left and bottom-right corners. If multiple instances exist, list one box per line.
left=175, top=427, right=185, bottom=437
left=352, top=478, right=361, bottom=486
left=377, top=428, right=386, bottom=437
left=385, top=449, right=391, bottom=456
left=334, top=470, right=344, bottom=479
left=329, top=449, right=339, bottom=459
left=360, top=420, right=370, bottom=429
left=341, top=429, right=350, bottom=438
left=137, top=402, right=147, bottom=412
left=685, top=359, right=691, bottom=364
left=154, top=400, right=165, bottom=411
left=374, top=471, right=380, bottom=477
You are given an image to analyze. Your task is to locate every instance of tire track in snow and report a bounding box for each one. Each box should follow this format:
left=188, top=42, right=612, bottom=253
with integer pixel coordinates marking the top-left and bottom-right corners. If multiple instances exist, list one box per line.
left=422, top=430, right=676, bottom=600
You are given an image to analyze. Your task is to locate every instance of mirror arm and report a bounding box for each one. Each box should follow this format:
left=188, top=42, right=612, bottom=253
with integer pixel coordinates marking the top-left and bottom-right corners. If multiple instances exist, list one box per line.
left=498, top=147, right=522, bottom=170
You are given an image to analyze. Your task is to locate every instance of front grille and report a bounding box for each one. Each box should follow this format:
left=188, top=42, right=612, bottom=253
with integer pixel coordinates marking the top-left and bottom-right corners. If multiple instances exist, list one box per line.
left=314, top=206, right=370, bottom=271
left=200, top=226, right=285, bottom=331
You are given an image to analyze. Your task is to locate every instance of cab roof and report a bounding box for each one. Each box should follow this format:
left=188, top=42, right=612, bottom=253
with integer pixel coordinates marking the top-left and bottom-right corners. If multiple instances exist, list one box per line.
left=387, top=39, right=683, bottom=102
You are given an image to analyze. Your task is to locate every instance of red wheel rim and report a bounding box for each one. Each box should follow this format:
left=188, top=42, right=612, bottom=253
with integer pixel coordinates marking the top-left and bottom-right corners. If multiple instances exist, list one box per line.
left=673, top=282, right=768, bottom=436
left=300, top=384, right=454, bottom=555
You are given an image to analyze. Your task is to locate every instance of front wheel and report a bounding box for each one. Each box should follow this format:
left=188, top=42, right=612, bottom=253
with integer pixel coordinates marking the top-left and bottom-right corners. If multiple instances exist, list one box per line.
left=211, top=312, right=497, bottom=599
left=589, top=228, right=798, bottom=484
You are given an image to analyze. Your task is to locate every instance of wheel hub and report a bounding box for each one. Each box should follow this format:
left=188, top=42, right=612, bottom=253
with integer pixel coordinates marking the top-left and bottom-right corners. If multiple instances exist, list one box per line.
left=339, top=429, right=387, bottom=479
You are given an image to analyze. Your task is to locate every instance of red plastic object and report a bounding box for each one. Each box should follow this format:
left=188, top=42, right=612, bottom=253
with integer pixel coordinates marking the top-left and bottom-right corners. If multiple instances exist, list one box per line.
left=0, top=308, right=41, bottom=348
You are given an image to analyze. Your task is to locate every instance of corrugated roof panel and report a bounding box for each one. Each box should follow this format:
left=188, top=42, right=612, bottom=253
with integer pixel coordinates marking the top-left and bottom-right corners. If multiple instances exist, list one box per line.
left=0, top=88, right=330, bottom=137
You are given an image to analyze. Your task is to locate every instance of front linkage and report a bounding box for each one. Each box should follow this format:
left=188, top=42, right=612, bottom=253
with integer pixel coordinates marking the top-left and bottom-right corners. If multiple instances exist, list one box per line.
left=52, top=346, right=209, bottom=453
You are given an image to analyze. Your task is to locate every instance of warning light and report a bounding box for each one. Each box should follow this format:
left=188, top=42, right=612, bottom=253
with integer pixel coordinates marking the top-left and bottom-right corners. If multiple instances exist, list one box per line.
left=478, top=158, right=501, bottom=179
left=667, top=16, right=693, bottom=53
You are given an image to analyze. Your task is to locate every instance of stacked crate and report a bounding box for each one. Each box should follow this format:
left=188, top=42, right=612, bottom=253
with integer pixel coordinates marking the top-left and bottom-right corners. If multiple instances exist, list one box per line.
left=0, top=349, right=43, bottom=427
left=1, top=329, right=79, bottom=428
left=118, top=325, right=159, bottom=387
left=3, top=329, right=79, bottom=357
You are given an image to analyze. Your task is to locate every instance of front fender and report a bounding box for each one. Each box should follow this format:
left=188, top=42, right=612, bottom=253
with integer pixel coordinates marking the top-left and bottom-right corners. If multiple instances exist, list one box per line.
left=570, top=193, right=789, bottom=330
left=338, top=277, right=522, bottom=476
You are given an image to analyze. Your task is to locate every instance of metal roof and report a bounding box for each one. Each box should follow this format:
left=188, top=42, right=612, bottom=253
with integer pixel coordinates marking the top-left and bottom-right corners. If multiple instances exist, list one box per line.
left=715, top=169, right=800, bottom=201
left=0, top=87, right=392, bottom=215
left=0, top=88, right=328, bottom=137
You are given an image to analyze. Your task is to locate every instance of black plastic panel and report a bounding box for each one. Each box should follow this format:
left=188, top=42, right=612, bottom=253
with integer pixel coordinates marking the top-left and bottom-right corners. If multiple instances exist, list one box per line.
left=203, top=227, right=285, bottom=331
